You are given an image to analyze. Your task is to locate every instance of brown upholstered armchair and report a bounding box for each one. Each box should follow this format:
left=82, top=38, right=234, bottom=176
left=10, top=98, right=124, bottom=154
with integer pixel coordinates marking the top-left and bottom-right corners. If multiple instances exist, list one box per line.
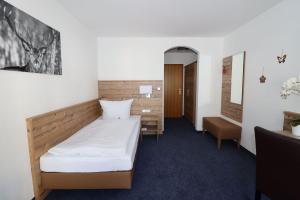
left=254, top=126, right=300, bottom=200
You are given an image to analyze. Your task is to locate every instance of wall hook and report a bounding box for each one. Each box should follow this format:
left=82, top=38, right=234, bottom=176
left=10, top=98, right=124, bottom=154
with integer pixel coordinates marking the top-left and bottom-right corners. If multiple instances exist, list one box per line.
left=259, top=67, right=266, bottom=83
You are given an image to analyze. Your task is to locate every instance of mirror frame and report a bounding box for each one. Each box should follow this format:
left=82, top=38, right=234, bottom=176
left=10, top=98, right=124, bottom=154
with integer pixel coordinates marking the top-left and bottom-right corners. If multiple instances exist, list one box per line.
left=221, top=51, right=246, bottom=123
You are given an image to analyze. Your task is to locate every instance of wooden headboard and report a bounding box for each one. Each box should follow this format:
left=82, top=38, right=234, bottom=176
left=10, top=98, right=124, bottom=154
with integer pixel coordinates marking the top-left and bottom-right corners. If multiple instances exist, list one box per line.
left=283, top=111, right=300, bottom=131
left=26, top=99, right=101, bottom=200
left=98, top=80, right=163, bottom=131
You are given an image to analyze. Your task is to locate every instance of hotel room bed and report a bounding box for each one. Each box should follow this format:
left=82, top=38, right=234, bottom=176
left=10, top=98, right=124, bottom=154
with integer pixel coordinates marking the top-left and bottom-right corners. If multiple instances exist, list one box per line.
left=40, top=115, right=141, bottom=173
left=26, top=99, right=141, bottom=200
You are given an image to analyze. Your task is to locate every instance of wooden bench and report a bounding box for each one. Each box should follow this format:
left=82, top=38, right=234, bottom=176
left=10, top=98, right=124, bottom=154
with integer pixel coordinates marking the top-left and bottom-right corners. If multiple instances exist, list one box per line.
left=203, top=117, right=241, bottom=149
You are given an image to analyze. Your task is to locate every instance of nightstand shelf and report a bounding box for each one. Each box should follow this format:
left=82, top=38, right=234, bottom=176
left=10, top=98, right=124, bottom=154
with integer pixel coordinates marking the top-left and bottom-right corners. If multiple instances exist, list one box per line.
left=141, top=115, right=160, bottom=142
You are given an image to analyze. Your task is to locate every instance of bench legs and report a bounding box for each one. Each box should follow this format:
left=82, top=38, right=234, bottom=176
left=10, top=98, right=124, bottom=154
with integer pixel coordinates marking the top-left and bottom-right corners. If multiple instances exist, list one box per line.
left=217, top=138, right=241, bottom=150
left=217, top=138, right=222, bottom=149
left=237, top=138, right=241, bottom=149
left=203, top=129, right=241, bottom=150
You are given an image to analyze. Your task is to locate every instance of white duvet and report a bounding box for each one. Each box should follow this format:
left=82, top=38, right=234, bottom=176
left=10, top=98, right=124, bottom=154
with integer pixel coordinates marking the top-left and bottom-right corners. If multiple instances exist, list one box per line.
left=48, top=118, right=138, bottom=157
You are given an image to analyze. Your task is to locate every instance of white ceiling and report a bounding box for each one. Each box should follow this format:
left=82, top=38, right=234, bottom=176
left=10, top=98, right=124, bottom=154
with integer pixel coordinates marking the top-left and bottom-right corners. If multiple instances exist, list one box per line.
left=58, top=0, right=282, bottom=37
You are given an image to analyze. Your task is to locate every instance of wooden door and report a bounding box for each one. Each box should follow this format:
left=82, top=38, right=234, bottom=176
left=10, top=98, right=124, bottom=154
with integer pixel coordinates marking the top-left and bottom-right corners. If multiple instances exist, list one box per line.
left=184, top=62, right=197, bottom=124
left=164, top=64, right=183, bottom=118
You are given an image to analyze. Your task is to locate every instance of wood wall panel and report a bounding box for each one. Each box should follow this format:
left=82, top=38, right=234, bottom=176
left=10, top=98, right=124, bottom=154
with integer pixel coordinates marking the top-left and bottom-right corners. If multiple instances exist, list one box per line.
left=221, top=56, right=243, bottom=122
left=98, top=80, right=163, bottom=131
left=26, top=99, right=101, bottom=200
left=283, top=111, right=300, bottom=131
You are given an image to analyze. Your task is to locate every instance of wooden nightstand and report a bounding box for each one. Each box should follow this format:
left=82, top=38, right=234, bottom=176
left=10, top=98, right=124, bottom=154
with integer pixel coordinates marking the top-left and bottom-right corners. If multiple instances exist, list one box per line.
left=141, top=115, right=160, bottom=142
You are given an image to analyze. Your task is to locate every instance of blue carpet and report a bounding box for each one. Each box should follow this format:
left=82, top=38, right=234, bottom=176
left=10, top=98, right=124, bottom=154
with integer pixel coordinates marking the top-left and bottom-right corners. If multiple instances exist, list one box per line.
left=45, top=118, right=268, bottom=200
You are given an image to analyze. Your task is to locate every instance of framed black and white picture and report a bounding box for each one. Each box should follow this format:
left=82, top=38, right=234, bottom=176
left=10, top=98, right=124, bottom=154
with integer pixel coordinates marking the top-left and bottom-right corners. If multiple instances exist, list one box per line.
left=0, top=0, right=62, bottom=75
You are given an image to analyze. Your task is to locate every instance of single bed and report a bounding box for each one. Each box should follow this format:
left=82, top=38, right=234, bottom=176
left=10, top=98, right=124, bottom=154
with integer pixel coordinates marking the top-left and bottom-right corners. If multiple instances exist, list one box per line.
left=40, top=115, right=141, bottom=173
left=26, top=99, right=141, bottom=200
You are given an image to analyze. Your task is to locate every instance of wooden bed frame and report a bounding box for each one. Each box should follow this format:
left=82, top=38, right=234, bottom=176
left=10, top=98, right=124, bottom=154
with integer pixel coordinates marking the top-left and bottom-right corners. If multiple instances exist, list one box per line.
left=26, top=99, right=137, bottom=200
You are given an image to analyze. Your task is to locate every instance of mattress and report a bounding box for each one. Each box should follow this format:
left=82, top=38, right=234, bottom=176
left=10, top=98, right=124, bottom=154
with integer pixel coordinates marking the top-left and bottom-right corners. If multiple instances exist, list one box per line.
left=40, top=115, right=141, bottom=173
left=48, top=117, right=137, bottom=157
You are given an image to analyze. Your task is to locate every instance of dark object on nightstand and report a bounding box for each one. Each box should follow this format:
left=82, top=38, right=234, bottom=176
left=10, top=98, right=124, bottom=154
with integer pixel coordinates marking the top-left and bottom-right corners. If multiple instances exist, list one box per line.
left=141, top=115, right=160, bottom=142
left=254, top=126, right=300, bottom=200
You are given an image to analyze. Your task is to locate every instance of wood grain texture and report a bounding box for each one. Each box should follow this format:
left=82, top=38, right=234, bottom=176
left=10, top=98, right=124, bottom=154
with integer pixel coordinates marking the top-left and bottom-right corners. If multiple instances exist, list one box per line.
left=283, top=111, right=300, bottom=131
left=41, top=171, right=133, bottom=189
left=164, top=64, right=183, bottom=118
left=26, top=99, right=101, bottom=200
left=98, top=80, right=163, bottom=132
left=184, top=62, right=197, bottom=124
left=221, top=56, right=244, bottom=122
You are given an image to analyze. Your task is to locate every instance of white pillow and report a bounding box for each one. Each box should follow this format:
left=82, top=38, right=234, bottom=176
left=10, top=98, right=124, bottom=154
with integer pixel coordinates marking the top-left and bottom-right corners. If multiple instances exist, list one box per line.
left=99, top=99, right=133, bottom=120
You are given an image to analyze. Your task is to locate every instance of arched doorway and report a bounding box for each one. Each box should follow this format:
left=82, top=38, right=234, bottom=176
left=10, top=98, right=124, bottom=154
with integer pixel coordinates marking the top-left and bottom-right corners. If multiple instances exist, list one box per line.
left=164, top=46, right=198, bottom=126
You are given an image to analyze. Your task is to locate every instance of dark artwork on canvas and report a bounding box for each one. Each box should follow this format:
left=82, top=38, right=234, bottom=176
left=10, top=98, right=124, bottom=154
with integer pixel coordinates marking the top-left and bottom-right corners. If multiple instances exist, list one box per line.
left=0, top=0, right=62, bottom=75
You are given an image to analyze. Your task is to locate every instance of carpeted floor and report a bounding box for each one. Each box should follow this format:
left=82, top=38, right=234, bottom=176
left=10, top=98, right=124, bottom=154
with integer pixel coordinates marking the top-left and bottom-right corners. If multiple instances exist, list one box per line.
left=46, top=118, right=268, bottom=200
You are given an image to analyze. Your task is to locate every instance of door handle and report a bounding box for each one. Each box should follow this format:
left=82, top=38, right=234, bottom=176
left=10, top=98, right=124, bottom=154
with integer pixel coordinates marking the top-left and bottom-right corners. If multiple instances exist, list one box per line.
left=186, top=89, right=190, bottom=96
left=178, top=88, right=182, bottom=95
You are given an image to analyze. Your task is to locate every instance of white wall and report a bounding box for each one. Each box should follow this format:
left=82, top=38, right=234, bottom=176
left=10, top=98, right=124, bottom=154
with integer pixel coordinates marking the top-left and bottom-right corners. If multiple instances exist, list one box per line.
left=97, top=37, right=224, bottom=130
left=223, top=0, right=300, bottom=154
left=164, top=52, right=197, bottom=66
left=0, top=0, right=98, bottom=199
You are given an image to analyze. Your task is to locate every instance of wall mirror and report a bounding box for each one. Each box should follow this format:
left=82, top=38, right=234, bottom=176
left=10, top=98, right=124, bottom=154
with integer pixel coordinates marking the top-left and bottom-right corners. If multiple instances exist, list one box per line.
left=230, top=52, right=245, bottom=105
left=221, top=51, right=245, bottom=123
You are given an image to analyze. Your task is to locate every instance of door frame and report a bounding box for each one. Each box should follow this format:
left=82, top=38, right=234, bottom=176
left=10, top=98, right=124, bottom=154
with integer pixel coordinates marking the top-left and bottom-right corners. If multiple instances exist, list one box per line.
left=163, top=46, right=199, bottom=131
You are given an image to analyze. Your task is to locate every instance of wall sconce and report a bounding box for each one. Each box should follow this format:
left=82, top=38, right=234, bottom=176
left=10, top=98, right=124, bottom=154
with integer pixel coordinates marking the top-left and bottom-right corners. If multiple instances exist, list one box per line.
left=139, top=85, right=152, bottom=98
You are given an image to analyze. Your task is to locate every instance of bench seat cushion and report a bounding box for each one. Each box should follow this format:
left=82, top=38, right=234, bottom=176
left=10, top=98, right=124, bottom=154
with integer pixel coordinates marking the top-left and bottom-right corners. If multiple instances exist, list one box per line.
left=203, top=117, right=241, bottom=139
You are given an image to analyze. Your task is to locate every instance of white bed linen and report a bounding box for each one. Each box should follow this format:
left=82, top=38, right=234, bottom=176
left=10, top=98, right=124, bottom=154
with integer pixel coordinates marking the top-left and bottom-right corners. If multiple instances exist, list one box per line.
left=40, top=116, right=141, bottom=172
left=48, top=117, right=137, bottom=157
